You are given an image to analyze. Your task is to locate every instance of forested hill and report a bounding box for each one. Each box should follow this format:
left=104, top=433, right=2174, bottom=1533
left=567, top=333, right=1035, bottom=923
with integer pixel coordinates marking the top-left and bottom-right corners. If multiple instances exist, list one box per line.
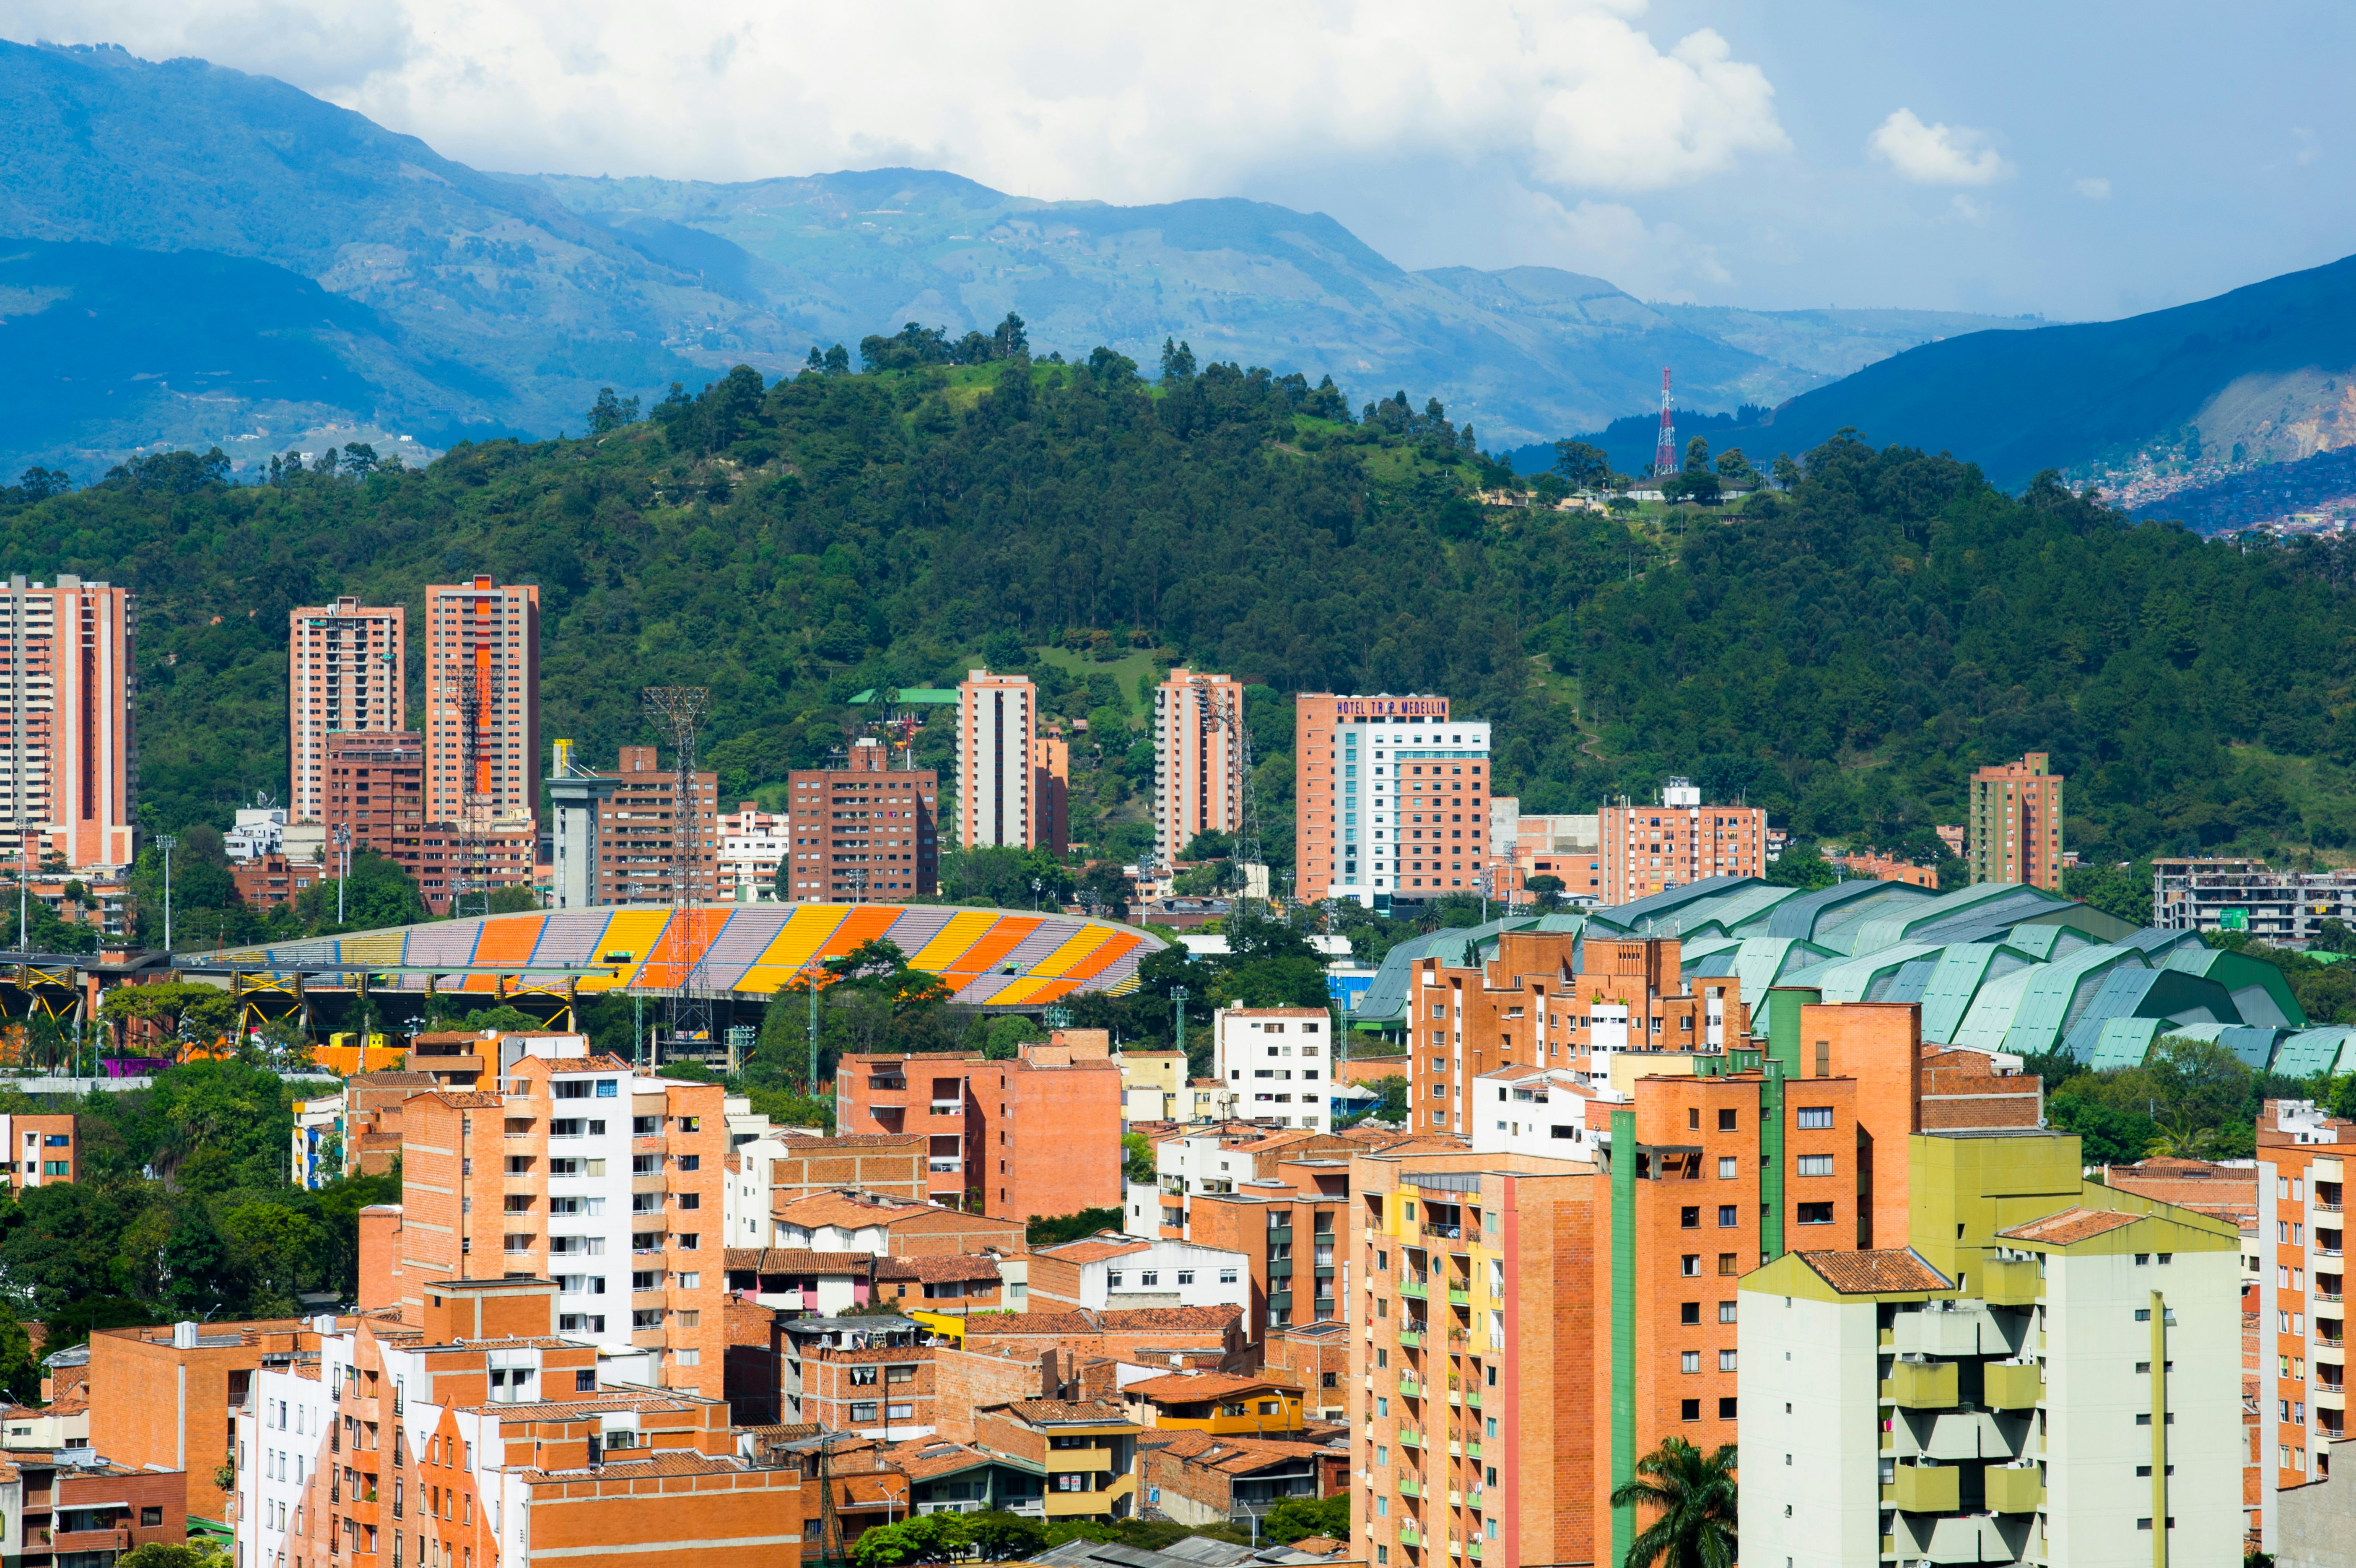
left=6, top=351, right=2356, bottom=872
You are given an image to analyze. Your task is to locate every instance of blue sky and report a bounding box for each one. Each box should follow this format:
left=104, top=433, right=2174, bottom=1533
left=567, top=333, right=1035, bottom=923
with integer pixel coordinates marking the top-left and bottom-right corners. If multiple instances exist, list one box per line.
left=8, top=0, right=2351, bottom=321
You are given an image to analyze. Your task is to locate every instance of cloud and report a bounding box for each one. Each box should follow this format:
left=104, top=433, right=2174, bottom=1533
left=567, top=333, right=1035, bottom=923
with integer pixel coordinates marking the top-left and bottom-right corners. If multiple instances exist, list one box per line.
left=2073, top=176, right=2111, bottom=200
left=5, top=1, right=1789, bottom=202
left=1867, top=108, right=2010, bottom=186
left=1948, top=195, right=1989, bottom=224
left=1519, top=190, right=1731, bottom=297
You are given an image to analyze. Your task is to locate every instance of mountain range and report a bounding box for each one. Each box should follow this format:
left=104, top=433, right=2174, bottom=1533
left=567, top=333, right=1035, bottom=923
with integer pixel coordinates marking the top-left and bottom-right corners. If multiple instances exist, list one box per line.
left=0, top=39, right=2034, bottom=478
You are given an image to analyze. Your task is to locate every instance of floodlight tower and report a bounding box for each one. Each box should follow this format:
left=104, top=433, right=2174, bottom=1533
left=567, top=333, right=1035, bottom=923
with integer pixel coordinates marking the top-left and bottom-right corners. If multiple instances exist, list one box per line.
left=643, top=686, right=713, bottom=1051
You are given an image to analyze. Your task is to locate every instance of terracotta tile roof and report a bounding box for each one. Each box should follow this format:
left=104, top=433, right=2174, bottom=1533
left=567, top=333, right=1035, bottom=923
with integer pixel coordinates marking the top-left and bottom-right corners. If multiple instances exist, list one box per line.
left=1796, top=1248, right=1953, bottom=1295
left=1119, top=1371, right=1274, bottom=1402
left=471, top=1393, right=702, bottom=1419
left=1144, top=1428, right=1326, bottom=1473
left=874, top=1254, right=1005, bottom=1282
left=1036, top=1236, right=1149, bottom=1263
left=1997, top=1206, right=2143, bottom=1246
left=2102, top=1158, right=2259, bottom=1222
left=724, top=1248, right=876, bottom=1274
left=1290, top=1538, right=1347, bottom=1556
left=877, top=1439, right=999, bottom=1480
left=999, top=1399, right=1136, bottom=1426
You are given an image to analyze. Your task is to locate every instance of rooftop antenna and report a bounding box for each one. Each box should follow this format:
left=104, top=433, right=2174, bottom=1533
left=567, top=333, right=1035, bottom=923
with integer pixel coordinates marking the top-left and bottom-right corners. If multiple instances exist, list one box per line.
left=1653, top=368, right=1677, bottom=479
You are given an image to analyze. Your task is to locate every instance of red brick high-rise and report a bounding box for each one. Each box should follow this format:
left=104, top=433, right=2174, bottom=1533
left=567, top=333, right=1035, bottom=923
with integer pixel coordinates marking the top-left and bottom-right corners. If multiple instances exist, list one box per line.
left=781, top=737, right=939, bottom=902
left=288, top=595, right=404, bottom=825
left=0, top=575, right=135, bottom=871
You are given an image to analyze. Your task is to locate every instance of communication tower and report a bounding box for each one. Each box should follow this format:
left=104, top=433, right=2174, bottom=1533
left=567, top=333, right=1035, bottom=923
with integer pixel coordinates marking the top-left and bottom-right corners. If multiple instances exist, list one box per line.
left=1653, top=368, right=1677, bottom=479
left=442, top=662, right=503, bottom=917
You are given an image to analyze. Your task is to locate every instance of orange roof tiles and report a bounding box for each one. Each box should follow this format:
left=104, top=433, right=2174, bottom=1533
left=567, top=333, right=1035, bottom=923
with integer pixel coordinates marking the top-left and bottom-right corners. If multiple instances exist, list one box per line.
left=1001, top=1399, right=1135, bottom=1425
left=1996, top=1206, right=2142, bottom=1245
left=1119, top=1372, right=1274, bottom=1402
left=1796, top=1248, right=1953, bottom=1295
left=723, top=1248, right=876, bottom=1274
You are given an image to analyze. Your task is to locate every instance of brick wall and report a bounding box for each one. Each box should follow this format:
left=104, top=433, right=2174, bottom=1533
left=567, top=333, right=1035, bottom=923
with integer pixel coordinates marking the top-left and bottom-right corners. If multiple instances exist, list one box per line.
left=931, top=1348, right=1061, bottom=1444
left=90, top=1321, right=308, bottom=1525
left=767, top=1136, right=926, bottom=1202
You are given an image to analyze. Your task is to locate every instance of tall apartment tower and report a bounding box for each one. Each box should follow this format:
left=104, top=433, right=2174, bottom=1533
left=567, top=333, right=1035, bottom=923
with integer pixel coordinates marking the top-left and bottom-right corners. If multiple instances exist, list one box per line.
left=2254, top=1098, right=2348, bottom=1549
left=1153, top=669, right=1245, bottom=867
left=956, top=669, right=1035, bottom=849
left=1599, top=779, right=1767, bottom=903
left=0, top=575, right=135, bottom=872
left=781, top=738, right=939, bottom=901
left=423, top=576, right=541, bottom=832
left=287, top=596, right=405, bottom=824
left=1969, top=751, right=2065, bottom=890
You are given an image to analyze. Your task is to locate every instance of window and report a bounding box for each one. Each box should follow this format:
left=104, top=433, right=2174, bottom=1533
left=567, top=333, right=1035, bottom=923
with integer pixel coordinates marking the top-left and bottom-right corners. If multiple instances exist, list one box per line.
left=1681, top=1352, right=1701, bottom=1373
left=1717, top=1253, right=1738, bottom=1276
left=143, top=1507, right=163, bottom=1526
left=1797, top=1155, right=1835, bottom=1177
left=1108, top=1272, right=1124, bottom=1289
left=1718, top=1156, right=1738, bottom=1179
left=1681, top=1207, right=1700, bottom=1228
left=1681, top=1254, right=1701, bottom=1276
left=1717, top=1397, right=1737, bottom=1419
left=1795, top=1106, right=1834, bottom=1130
left=1140, top=1272, right=1160, bottom=1287
left=1796, top=1202, right=1834, bottom=1225
left=1718, top=1205, right=1739, bottom=1228
left=1681, top=1399, right=1701, bottom=1421
left=1719, top=1301, right=1737, bottom=1323
left=1719, top=1350, right=1737, bottom=1372
left=575, top=1371, right=596, bottom=1392
left=1220, top=1269, right=1238, bottom=1284
left=1177, top=1270, right=1194, bottom=1285
left=1717, top=1108, right=1737, bottom=1132
left=676, top=1154, right=701, bottom=1171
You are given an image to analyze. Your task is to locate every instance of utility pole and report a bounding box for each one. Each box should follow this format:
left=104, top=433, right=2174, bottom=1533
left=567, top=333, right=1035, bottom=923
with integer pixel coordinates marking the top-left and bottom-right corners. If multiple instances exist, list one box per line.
left=335, top=825, right=353, bottom=926
left=800, top=961, right=825, bottom=1093
left=156, top=834, right=178, bottom=953
left=1171, top=983, right=1189, bottom=1068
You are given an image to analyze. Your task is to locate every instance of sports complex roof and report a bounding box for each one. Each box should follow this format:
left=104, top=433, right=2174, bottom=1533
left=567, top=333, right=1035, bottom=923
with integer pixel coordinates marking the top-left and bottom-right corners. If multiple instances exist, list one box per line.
left=1349, top=876, right=2356, bottom=1078
left=199, top=903, right=1162, bottom=1009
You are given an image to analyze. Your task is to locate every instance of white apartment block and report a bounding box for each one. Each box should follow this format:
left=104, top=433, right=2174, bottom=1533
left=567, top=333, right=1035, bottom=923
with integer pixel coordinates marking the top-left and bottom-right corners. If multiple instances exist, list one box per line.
left=716, top=804, right=789, bottom=898
left=1028, top=1232, right=1252, bottom=1313
left=1468, top=1065, right=1609, bottom=1160
left=955, top=669, right=1035, bottom=849
left=1214, top=1007, right=1336, bottom=1131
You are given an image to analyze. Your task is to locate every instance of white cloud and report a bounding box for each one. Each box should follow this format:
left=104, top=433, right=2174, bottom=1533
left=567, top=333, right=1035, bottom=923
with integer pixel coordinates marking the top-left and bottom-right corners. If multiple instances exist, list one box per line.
left=1948, top=194, right=1989, bottom=224
left=2073, top=176, right=2111, bottom=200
left=4, top=1, right=1788, bottom=202
left=1520, top=191, right=1731, bottom=296
left=1867, top=108, right=2010, bottom=186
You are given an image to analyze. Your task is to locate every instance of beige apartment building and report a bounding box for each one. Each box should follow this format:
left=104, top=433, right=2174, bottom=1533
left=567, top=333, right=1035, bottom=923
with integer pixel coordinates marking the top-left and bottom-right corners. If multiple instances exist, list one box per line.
left=1154, top=668, right=1246, bottom=868
left=956, top=668, right=1036, bottom=848
left=287, top=595, right=405, bottom=824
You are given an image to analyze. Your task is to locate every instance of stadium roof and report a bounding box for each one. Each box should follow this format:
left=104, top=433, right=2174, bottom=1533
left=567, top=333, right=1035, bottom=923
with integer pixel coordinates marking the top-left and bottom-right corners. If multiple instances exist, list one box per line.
left=197, top=904, right=1162, bottom=1007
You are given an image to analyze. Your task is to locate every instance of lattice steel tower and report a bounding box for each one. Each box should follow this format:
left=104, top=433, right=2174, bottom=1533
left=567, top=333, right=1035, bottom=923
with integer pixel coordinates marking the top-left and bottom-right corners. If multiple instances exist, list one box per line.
left=643, top=685, right=712, bottom=1051
left=1653, top=367, right=1677, bottom=479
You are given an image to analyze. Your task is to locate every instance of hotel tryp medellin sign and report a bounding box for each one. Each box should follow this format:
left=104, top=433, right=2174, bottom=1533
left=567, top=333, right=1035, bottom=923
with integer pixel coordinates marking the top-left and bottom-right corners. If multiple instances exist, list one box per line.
left=1332, top=698, right=1450, bottom=718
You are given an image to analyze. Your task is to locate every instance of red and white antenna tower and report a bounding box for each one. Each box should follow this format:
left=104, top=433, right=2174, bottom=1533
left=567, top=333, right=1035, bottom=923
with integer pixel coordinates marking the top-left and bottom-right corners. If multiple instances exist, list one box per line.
left=1653, top=367, right=1677, bottom=478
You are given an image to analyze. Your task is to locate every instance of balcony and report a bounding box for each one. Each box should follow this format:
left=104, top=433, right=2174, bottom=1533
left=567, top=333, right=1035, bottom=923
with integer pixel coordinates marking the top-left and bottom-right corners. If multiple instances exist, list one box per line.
left=1398, top=1329, right=1424, bottom=1349
left=1886, top=1360, right=1959, bottom=1410
left=1399, top=1527, right=1424, bottom=1548
left=1447, top=1287, right=1471, bottom=1306
left=929, top=1159, right=963, bottom=1173
left=1980, top=1464, right=2042, bottom=1515
left=1399, top=1376, right=1424, bottom=1399
left=1398, top=1430, right=1423, bottom=1449
left=1886, top=1463, right=1959, bottom=1513
left=1979, top=1257, right=2042, bottom=1307
left=1982, top=1362, right=2043, bottom=1410
left=1400, top=1279, right=1429, bottom=1299
left=1398, top=1480, right=1422, bottom=1499
left=929, top=1101, right=964, bottom=1116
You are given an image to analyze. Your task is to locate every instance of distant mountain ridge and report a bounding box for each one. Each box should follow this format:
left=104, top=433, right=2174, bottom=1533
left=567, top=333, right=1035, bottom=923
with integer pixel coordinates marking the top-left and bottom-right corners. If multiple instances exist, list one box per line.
left=0, top=38, right=2039, bottom=476
left=1689, top=252, right=2356, bottom=490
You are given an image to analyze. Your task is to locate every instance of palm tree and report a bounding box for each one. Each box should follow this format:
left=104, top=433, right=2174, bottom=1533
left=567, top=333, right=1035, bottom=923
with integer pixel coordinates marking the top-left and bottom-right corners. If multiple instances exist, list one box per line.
left=1610, top=1435, right=1738, bottom=1568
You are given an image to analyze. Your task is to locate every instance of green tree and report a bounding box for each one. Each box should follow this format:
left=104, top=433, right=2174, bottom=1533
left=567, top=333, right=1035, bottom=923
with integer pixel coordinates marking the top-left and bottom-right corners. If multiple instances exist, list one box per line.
left=292, top=850, right=426, bottom=934
left=1552, top=439, right=1611, bottom=492
left=1122, top=1132, right=1154, bottom=1185
left=1263, top=1495, right=1350, bottom=1543
left=966, top=1512, right=1050, bottom=1561
left=984, top=1015, right=1041, bottom=1061
left=486, top=883, right=541, bottom=914
left=2063, top=862, right=2152, bottom=925
left=1610, top=1436, right=1738, bottom=1568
